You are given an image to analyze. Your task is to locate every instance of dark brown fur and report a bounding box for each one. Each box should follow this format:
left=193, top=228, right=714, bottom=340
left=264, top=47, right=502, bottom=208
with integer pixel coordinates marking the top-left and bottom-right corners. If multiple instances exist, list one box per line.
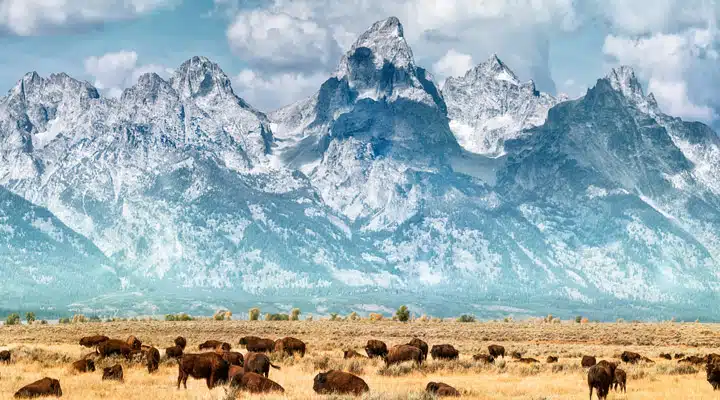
left=582, top=355, right=597, bottom=368
left=0, top=350, right=11, bottom=364
left=674, top=353, right=686, bottom=359
left=707, top=360, right=720, bottom=390
left=407, top=338, right=429, bottom=360
left=365, top=339, right=388, bottom=359
left=488, top=345, right=505, bottom=359
left=165, top=345, right=184, bottom=359
left=177, top=353, right=229, bottom=389
left=511, top=351, right=523, bottom=359
left=385, top=345, right=423, bottom=366
left=313, top=370, right=369, bottom=395
left=426, top=382, right=461, bottom=397
left=126, top=336, right=142, bottom=350
left=198, top=340, right=230, bottom=351
left=473, top=354, right=494, bottom=363
left=620, top=351, right=642, bottom=364
left=431, top=344, right=459, bottom=360
left=588, top=361, right=617, bottom=400
left=97, top=340, right=133, bottom=359
left=613, top=368, right=627, bottom=392
left=147, top=347, right=160, bottom=373
left=518, top=357, right=539, bottom=364
left=102, top=364, right=124, bottom=382
left=244, top=352, right=280, bottom=378
left=79, top=335, right=109, bottom=348
left=14, top=378, right=62, bottom=398
left=659, top=353, right=672, bottom=360
left=71, top=359, right=95, bottom=373
left=230, top=371, right=285, bottom=393
left=174, top=336, right=187, bottom=350
left=343, top=349, right=366, bottom=359
left=246, top=338, right=275, bottom=353
left=274, top=337, right=306, bottom=357
left=219, top=351, right=244, bottom=366
left=547, top=356, right=559, bottom=363
left=679, top=355, right=706, bottom=365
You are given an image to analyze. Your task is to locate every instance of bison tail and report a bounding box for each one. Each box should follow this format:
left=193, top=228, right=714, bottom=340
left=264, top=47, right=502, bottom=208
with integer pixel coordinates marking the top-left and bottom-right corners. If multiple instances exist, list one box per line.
left=270, top=363, right=281, bottom=370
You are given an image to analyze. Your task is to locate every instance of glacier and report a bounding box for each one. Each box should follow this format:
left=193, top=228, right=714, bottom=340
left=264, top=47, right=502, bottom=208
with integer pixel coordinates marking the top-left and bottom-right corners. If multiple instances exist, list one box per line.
left=1, top=17, right=720, bottom=320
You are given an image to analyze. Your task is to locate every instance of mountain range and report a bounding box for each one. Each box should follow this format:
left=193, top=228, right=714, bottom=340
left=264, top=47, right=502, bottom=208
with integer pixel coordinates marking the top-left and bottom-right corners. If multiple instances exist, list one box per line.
left=2, top=17, right=720, bottom=320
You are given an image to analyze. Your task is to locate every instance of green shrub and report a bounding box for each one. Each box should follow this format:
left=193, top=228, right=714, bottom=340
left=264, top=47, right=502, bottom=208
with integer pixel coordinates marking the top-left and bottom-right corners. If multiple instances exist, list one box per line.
left=214, top=313, right=225, bottom=321
left=395, top=305, right=410, bottom=322
left=457, top=314, right=476, bottom=323
left=291, top=308, right=301, bottom=321
left=39, top=320, right=48, bottom=325
left=58, top=317, right=71, bottom=324
left=329, top=313, right=339, bottom=321
left=25, top=312, right=36, bottom=324
left=266, top=313, right=290, bottom=321
left=165, top=314, right=176, bottom=321
left=5, top=313, right=20, bottom=325
left=165, top=313, right=193, bottom=321
left=249, top=308, right=260, bottom=321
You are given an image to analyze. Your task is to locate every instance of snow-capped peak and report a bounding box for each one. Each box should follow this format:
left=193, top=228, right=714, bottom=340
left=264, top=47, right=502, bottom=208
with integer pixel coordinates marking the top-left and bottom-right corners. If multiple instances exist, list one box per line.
left=170, top=56, right=235, bottom=100
left=606, top=66, right=644, bottom=99
left=338, top=16, right=414, bottom=73
left=470, top=54, right=521, bottom=85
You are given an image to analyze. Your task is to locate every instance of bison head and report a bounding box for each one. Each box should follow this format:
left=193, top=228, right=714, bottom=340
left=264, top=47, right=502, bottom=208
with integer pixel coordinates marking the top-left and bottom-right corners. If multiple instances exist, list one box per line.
left=426, top=382, right=441, bottom=393
left=87, top=360, right=96, bottom=372
left=313, top=372, right=328, bottom=391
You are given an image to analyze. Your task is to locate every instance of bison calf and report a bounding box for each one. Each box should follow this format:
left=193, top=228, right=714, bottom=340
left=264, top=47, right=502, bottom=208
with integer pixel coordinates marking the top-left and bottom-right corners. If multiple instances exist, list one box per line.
left=613, top=368, right=627, bottom=392
left=365, top=340, right=388, bottom=359
left=71, top=359, right=95, bottom=373
left=313, top=370, right=369, bottom=395
left=14, top=378, right=62, bottom=398
left=426, top=381, right=460, bottom=397
left=230, top=371, right=285, bottom=393
left=102, top=364, right=124, bottom=382
left=431, top=344, right=459, bottom=360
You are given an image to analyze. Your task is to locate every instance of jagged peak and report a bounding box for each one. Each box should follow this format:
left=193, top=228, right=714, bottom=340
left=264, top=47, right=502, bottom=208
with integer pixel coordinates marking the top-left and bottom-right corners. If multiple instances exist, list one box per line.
left=605, top=66, right=645, bottom=98
left=10, top=71, right=98, bottom=100
left=170, top=56, right=235, bottom=99
left=340, top=16, right=414, bottom=71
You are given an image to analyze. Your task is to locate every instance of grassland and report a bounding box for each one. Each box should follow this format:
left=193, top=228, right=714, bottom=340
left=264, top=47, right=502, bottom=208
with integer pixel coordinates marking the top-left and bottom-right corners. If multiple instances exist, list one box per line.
left=1, top=320, right=719, bottom=399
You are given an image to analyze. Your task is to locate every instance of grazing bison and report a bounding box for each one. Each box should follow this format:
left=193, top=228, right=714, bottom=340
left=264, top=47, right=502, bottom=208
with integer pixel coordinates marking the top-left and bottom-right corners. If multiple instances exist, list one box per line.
left=274, top=337, right=306, bottom=357
left=228, top=365, right=244, bottom=382
left=98, top=340, right=133, bottom=359
left=426, top=382, right=461, bottom=397
left=675, top=353, right=686, bottom=359
left=199, top=340, right=230, bottom=351
left=102, top=364, right=124, bottom=382
left=431, top=344, right=459, bottom=360
left=343, top=349, right=366, bottom=359
left=511, top=351, right=523, bottom=360
left=588, top=360, right=617, bottom=400
left=126, top=336, right=142, bottom=350
left=79, top=335, right=109, bottom=348
left=365, top=340, right=388, bottom=359
left=313, top=370, right=369, bottom=395
left=71, top=359, right=95, bottom=373
left=518, top=357, right=539, bottom=364
left=613, top=368, right=627, bottom=393
left=679, top=355, right=706, bottom=365
left=177, top=353, right=229, bottom=389
left=14, top=378, right=62, bottom=398
left=230, top=371, right=285, bottom=393
left=707, top=360, right=720, bottom=390
left=238, top=336, right=262, bottom=345
left=220, top=351, right=244, bottom=366
left=488, top=345, right=505, bottom=359
left=620, top=351, right=642, bottom=364
left=385, top=345, right=423, bottom=366
left=582, top=355, right=597, bottom=368
left=473, top=354, right=494, bottom=363
left=166, top=345, right=184, bottom=359
left=659, top=353, right=672, bottom=360
left=174, top=336, right=187, bottom=350
left=0, top=350, right=11, bottom=364
left=547, top=356, right=559, bottom=363
left=407, top=338, right=429, bottom=360
left=244, top=352, right=280, bottom=378
left=147, top=347, right=160, bottom=373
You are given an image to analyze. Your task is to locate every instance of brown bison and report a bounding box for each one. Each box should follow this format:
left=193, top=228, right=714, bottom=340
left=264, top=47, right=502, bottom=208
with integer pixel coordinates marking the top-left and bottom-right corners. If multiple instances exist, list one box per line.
left=198, top=340, right=230, bottom=351
left=71, top=359, right=95, bottom=373
left=679, top=355, right=706, bottom=365
left=0, top=350, right=11, bottom=364
left=177, top=353, right=230, bottom=389
left=343, top=349, right=366, bottom=359
left=582, top=355, right=597, bottom=368
left=707, top=360, right=720, bottom=390
left=613, top=368, right=627, bottom=392
left=659, top=353, right=672, bottom=360
left=238, top=336, right=262, bottom=345
left=408, top=338, right=429, bottom=360
left=220, top=351, right=244, bottom=366
left=126, top=336, right=142, bottom=350
left=620, top=351, right=642, bottom=364
left=228, top=365, right=244, bottom=382
left=242, top=338, right=275, bottom=353
left=14, top=378, right=62, bottom=398
left=547, top=356, right=559, bottom=363
left=244, top=352, right=280, bottom=378
left=518, top=357, right=540, bottom=364
left=365, top=339, right=388, bottom=359
left=79, top=335, right=109, bottom=348
left=97, top=340, right=133, bottom=359
left=102, top=364, right=124, bottom=382
left=473, top=354, right=494, bottom=363
left=588, top=360, right=617, bottom=400
left=174, top=336, right=187, bottom=350
left=166, top=345, right=184, bottom=359
left=230, top=371, right=285, bottom=393
left=488, top=345, right=505, bottom=359
left=313, top=370, right=369, bottom=395
left=675, top=353, right=686, bottom=359
left=426, top=382, right=461, bottom=397
left=707, top=354, right=720, bottom=364
left=147, top=347, right=160, bottom=373
left=511, top=351, right=523, bottom=360
left=385, top=345, right=423, bottom=366
left=274, top=337, right=306, bottom=357
left=431, top=344, right=459, bottom=360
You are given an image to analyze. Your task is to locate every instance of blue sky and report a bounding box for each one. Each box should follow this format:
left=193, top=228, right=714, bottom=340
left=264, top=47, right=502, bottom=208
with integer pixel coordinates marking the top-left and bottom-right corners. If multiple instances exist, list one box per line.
left=0, top=0, right=717, bottom=128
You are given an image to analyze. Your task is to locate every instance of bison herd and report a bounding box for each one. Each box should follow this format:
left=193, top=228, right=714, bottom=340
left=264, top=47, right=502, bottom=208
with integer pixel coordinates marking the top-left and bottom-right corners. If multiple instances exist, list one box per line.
left=5, top=333, right=720, bottom=398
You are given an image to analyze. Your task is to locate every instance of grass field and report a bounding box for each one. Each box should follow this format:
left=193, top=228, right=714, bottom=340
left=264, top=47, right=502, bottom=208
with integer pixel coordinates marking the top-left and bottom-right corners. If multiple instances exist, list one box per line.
left=1, top=320, right=719, bottom=399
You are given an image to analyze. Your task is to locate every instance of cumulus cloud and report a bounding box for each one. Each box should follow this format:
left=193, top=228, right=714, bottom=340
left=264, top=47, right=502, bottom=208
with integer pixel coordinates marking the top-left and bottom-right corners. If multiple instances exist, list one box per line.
left=84, top=51, right=172, bottom=98
left=233, top=69, right=328, bottom=111
left=432, top=49, right=474, bottom=83
left=0, top=0, right=180, bottom=36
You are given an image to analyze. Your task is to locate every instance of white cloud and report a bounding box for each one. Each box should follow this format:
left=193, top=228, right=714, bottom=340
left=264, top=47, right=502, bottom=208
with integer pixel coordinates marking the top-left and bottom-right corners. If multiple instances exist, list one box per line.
left=233, top=69, right=328, bottom=111
left=84, top=51, right=172, bottom=98
left=0, top=0, right=179, bottom=36
left=433, top=49, right=474, bottom=82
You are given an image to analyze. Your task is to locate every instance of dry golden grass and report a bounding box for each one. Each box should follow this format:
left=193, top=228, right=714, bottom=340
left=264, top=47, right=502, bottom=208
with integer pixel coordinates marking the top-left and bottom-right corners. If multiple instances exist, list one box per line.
left=1, top=320, right=719, bottom=399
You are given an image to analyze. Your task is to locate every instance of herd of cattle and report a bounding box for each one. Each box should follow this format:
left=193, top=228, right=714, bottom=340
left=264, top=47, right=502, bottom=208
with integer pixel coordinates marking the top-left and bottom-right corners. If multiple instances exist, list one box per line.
left=3, top=335, right=720, bottom=398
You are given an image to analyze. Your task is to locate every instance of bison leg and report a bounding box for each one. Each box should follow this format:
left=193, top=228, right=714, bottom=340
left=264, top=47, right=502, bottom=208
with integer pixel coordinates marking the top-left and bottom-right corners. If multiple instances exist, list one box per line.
left=177, top=370, right=183, bottom=389
left=589, top=385, right=593, bottom=400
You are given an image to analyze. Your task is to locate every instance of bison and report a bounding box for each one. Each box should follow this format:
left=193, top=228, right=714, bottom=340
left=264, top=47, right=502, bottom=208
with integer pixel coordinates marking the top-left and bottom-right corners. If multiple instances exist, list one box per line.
left=79, top=335, right=109, bottom=348
left=0, top=350, right=11, bottom=364
left=547, top=356, right=559, bottom=363
left=166, top=345, right=184, bottom=359
left=675, top=353, right=686, bottom=359
left=174, top=336, right=187, bottom=350
left=620, top=351, right=642, bottom=364
left=518, top=357, right=540, bottom=364
left=313, top=370, right=369, bottom=395
left=230, top=371, right=285, bottom=393
left=147, top=347, right=160, bottom=373
left=98, top=340, right=133, bottom=359
left=102, top=364, right=124, bottom=382
left=431, top=344, right=459, bottom=360
left=582, top=355, right=597, bottom=368
left=473, top=354, right=494, bottom=363
left=426, top=381, right=461, bottom=397
left=71, top=359, right=95, bottom=373
left=219, top=351, right=244, bottom=367
left=613, top=368, right=627, bottom=393
left=511, top=351, right=523, bottom=360
left=126, top=336, right=142, bottom=350
left=199, top=340, right=230, bottom=352
left=588, top=360, right=617, bottom=400
left=14, top=378, right=62, bottom=398
left=679, top=355, right=706, bottom=365
left=407, top=338, right=429, bottom=360
left=707, top=354, right=720, bottom=364
left=177, top=353, right=229, bottom=389
left=659, top=353, right=672, bottom=360
left=239, top=336, right=274, bottom=353
left=343, top=349, right=366, bottom=359
left=488, top=345, right=505, bottom=359
left=385, top=345, right=423, bottom=366
left=365, top=340, right=388, bottom=359
left=238, top=336, right=261, bottom=345
left=244, top=352, right=280, bottom=378
left=707, top=360, right=720, bottom=390
left=274, top=337, right=306, bottom=357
